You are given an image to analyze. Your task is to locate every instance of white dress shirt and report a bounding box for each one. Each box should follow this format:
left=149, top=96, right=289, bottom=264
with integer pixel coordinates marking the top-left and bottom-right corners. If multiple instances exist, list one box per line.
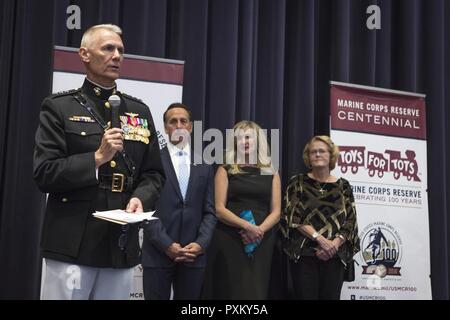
left=167, top=142, right=191, bottom=180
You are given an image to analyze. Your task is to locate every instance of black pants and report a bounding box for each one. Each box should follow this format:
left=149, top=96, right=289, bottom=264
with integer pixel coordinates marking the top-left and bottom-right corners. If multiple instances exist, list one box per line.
left=290, top=256, right=345, bottom=300
left=143, top=265, right=205, bottom=300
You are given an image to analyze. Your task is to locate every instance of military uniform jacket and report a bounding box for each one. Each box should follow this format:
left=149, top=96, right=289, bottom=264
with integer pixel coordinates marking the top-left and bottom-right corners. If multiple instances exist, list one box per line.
left=33, top=79, right=165, bottom=268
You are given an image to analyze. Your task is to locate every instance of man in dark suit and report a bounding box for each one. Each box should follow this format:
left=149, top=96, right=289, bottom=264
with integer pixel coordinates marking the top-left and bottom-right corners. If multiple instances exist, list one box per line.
left=33, top=24, right=165, bottom=299
left=141, top=103, right=216, bottom=300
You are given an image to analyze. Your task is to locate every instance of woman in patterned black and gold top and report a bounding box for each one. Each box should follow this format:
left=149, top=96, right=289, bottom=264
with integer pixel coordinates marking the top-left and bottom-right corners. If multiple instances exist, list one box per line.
left=281, top=135, right=360, bottom=300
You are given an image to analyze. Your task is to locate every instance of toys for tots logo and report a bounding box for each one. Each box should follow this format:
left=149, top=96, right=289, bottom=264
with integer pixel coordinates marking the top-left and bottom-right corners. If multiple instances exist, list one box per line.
left=337, top=146, right=420, bottom=182
left=360, top=222, right=402, bottom=278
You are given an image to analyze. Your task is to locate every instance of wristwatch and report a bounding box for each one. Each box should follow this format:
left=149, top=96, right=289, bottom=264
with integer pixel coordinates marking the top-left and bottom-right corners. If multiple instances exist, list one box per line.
left=312, top=231, right=319, bottom=240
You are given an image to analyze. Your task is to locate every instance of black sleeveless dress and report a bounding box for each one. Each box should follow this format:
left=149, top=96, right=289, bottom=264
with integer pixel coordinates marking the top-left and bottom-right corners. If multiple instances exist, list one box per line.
left=202, top=166, right=275, bottom=299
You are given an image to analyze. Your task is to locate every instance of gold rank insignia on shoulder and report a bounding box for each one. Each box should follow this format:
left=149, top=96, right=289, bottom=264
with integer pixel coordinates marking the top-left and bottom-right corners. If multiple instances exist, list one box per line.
left=69, top=116, right=96, bottom=123
left=120, top=113, right=151, bottom=144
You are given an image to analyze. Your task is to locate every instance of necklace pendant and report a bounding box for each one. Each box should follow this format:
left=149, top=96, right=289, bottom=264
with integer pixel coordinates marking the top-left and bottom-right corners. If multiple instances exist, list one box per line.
left=319, top=188, right=325, bottom=195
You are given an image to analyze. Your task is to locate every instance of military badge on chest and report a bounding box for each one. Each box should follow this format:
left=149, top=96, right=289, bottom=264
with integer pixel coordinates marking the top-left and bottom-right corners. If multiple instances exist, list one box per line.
left=68, top=115, right=96, bottom=123
left=120, top=112, right=151, bottom=144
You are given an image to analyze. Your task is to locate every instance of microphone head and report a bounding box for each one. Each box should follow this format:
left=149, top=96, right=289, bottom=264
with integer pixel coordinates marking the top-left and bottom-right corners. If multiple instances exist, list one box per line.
left=108, top=95, right=121, bottom=107
left=109, top=95, right=121, bottom=129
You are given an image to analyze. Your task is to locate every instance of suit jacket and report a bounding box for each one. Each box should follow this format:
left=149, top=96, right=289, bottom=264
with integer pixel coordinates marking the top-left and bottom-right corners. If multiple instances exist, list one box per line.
left=141, top=147, right=216, bottom=268
left=33, top=79, right=165, bottom=268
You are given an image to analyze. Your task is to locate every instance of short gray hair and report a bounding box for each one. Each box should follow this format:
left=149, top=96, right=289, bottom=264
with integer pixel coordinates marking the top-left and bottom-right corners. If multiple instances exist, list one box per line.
left=80, top=24, right=122, bottom=48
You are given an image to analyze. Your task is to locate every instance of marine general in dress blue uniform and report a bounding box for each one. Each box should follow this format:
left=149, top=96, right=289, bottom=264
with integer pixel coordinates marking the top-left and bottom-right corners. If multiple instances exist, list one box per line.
left=33, top=24, right=165, bottom=300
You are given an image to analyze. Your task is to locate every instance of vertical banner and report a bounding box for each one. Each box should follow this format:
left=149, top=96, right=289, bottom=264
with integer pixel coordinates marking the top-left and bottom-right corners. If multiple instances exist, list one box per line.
left=51, top=46, right=184, bottom=299
left=330, top=81, right=431, bottom=300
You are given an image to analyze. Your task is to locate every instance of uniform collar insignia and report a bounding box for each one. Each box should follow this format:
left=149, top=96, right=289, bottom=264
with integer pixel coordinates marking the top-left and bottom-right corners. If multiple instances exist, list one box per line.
left=82, top=78, right=117, bottom=100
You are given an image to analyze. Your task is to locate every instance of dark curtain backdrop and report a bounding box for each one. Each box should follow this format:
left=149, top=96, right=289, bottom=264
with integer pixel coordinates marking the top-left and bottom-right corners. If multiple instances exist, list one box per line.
left=0, top=0, right=449, bottom=299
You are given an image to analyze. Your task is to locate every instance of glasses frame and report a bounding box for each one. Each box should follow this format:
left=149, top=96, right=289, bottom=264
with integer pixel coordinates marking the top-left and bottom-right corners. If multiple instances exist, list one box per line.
left=309, top=148, right=329, bottom=156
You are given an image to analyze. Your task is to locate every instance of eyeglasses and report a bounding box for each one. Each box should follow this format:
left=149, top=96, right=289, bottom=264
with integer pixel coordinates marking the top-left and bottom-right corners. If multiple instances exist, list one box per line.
left=118, top=224, right=130, bottom=252
left=309, top=149, right=328, bottom=156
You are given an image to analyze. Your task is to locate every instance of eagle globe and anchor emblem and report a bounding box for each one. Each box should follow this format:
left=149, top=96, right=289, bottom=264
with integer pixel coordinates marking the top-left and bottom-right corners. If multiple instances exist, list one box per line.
left=360, top=223, right=402, bottom=278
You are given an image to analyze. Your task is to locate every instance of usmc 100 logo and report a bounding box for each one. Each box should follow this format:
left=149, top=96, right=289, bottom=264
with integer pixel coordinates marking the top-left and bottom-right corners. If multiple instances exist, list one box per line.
left=337, top=146, right=420, bottom=182
left=360, top=222, right=403, bottom=278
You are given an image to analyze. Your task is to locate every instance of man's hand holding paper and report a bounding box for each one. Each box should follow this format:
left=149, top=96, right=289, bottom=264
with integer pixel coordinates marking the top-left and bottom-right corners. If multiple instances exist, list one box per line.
left=93, top=209, right=157, bottom=225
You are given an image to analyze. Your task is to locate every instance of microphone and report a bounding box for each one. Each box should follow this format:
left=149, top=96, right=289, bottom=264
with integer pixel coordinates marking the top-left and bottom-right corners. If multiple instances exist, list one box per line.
left=108, top=95, right=121, bottom=128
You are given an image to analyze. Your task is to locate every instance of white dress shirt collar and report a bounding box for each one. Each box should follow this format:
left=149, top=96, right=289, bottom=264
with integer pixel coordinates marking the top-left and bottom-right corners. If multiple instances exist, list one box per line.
left=167, top=142, right=191, bottom=158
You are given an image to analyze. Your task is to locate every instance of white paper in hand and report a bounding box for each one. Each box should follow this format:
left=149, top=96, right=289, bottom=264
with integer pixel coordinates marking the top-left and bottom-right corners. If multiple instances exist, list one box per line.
left=92, top=209, right=157, bottom=225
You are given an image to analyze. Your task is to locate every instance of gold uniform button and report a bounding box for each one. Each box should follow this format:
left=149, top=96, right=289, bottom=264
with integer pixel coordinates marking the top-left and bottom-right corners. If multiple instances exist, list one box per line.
left=62, top=198, right=68, bottom=202
left=110, top=161, right=117, bottom=168
left=81, top=131, right=86, bottom=136
left=104, top=101, right=110, bottom=109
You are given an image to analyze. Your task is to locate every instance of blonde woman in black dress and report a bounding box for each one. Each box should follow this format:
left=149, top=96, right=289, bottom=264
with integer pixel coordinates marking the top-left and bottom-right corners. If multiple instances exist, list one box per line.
left=202, top=121, right=281, bottom=299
